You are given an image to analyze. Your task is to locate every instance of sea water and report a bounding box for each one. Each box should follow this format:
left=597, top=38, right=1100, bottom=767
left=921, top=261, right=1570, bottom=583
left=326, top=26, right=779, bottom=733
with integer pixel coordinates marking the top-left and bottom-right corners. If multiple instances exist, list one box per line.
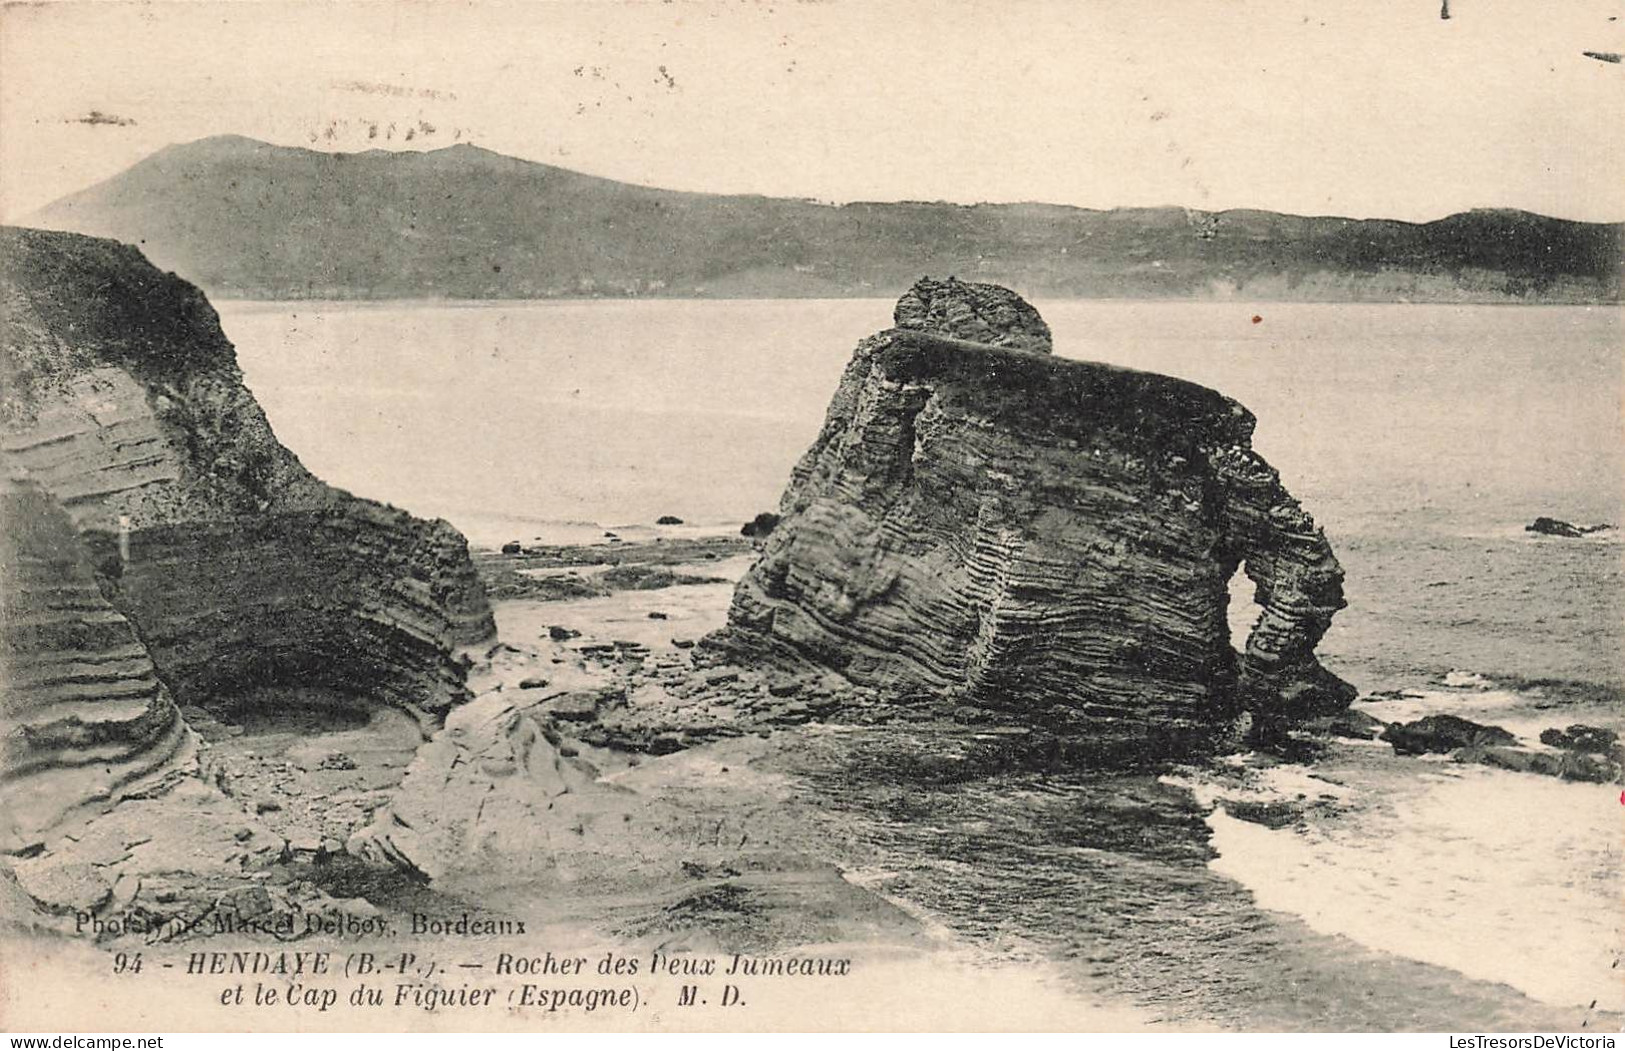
left=218, top=298, right=1623, bottom=1016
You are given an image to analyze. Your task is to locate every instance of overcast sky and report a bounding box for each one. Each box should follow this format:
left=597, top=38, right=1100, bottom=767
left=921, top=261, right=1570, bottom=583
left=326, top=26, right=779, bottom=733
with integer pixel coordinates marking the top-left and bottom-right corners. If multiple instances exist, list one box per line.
left=3, top=0, right=1622, bottom=223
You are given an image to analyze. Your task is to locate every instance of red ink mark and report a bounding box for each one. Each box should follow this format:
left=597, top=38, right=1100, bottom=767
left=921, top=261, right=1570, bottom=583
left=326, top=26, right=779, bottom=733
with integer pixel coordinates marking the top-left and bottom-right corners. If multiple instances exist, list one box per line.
left=1251, top=315, right=1263, bottom=325
left=1619, top=790, right=1624, bottom=805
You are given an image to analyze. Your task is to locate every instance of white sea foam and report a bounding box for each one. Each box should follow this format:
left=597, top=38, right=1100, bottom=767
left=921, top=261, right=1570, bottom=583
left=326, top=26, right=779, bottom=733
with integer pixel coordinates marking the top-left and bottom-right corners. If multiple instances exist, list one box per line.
left=1198, top=760, right=1623, bottom=1011
left=1163, top=754, right=1352, bottom=810
left=1187, top=677, right=1624, bottom=1009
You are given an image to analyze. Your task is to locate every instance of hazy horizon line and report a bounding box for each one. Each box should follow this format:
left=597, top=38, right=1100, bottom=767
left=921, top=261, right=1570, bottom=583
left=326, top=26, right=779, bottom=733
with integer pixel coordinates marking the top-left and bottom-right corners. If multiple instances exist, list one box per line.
left=27, top=132, right=1625, bottom=230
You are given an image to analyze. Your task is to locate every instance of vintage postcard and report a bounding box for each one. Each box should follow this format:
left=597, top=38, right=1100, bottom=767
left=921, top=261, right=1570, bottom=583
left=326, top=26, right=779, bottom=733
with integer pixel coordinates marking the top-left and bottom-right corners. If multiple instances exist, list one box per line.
left=1, top=0, right=1620, bottom=1036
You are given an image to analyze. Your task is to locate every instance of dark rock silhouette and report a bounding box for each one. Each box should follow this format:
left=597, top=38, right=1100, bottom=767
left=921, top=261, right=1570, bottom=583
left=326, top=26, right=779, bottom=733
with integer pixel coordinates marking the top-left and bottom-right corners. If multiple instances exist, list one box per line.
left=741, top=512, right=781, bottom=538
left=1539, top=723, right=1620, bottom=756
left=1381, top=714, right=1517, bottom=756
left=1525, top=517, right=1613, bottom=538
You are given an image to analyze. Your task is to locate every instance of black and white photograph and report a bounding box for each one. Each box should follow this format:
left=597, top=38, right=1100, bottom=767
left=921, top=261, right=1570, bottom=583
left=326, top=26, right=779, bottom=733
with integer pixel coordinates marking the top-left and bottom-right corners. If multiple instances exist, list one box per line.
left=0, top=0, right=1620, bottom=1035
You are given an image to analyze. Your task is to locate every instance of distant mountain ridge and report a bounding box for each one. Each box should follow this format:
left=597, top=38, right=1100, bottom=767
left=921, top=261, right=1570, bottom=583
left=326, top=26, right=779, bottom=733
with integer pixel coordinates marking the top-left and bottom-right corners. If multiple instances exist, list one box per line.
left=26, top=135, right=1624, bottom=303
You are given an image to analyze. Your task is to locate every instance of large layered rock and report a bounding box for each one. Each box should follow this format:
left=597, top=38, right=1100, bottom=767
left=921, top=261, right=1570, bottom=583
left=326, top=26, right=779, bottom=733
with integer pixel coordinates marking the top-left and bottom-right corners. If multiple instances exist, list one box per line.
left=709, top=278, right=1353, bottom=761
left=1, top=226, right=494, bottom=843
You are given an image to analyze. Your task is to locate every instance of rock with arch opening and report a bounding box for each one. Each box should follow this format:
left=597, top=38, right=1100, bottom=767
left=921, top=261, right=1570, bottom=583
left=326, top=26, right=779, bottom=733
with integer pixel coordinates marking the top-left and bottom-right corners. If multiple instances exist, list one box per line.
left=705, top=277, right=1354, bottom=761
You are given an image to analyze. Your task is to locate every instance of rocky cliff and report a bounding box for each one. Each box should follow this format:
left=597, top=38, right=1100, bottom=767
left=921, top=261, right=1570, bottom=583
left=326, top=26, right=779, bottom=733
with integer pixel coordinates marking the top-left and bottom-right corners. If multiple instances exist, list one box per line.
left=709, top=278, right=1353, bottom=761
left=1, top=226, right=494, bottom=845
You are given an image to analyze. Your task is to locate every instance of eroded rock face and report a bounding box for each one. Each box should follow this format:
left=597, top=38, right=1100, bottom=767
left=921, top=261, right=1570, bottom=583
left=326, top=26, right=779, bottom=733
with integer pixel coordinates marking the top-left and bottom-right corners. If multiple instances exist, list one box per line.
left=0, top=477, right=195, bottom=845
left=1, top=226, right=494, bottom=841
left=708, top=279, right=1353, bottom=761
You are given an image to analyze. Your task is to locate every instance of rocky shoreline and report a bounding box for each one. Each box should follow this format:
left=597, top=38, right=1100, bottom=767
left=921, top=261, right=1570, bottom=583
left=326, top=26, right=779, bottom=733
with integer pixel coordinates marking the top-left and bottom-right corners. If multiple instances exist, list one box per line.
left=4, top=521, right=1616, bottom=1029
left=2, top=238, right=1615, bottom=1030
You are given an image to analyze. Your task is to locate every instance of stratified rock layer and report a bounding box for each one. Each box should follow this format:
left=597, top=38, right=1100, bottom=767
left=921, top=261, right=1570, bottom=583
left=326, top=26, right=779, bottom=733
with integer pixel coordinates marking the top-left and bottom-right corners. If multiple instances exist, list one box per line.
left=1, top=226, right=494, bottom=841
left=710, top=278, right=1353, bottom=761
left=0, top=477, right=194, bottom=843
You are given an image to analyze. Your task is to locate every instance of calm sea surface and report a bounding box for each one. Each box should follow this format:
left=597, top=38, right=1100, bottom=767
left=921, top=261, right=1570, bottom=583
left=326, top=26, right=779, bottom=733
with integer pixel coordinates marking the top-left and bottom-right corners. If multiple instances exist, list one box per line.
left=217, top=298, right=1624, bottom=1021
